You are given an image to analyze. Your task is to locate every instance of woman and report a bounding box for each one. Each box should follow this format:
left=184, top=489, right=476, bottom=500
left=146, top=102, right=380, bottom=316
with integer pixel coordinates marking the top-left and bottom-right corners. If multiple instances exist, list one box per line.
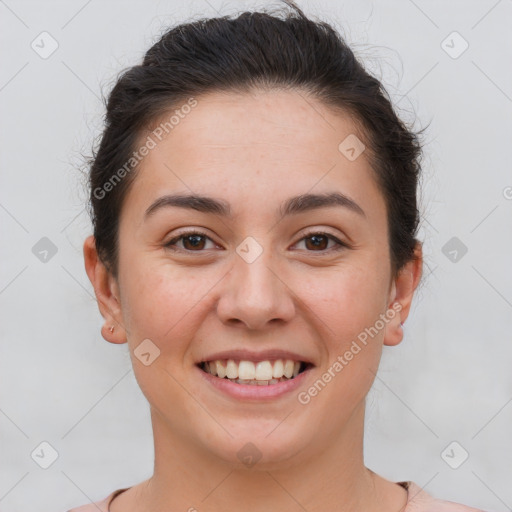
left=71, top=1, right=486, bottom=510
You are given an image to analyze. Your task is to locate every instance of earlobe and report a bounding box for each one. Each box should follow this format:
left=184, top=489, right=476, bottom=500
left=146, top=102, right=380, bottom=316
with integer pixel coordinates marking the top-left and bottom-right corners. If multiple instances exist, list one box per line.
left=83, top=235, right=128, bottom=344
left=382, top=301, right=404, bottom=347
left=99, top=321, right=126, bottom=344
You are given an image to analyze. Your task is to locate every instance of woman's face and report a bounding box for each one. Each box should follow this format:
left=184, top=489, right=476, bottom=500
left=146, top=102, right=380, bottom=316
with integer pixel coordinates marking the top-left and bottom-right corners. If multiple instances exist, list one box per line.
left=94, top=89, right=412, bottom=468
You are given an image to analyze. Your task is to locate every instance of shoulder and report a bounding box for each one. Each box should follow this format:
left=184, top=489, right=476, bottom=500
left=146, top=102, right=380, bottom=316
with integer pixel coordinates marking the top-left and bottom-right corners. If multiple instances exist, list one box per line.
left=404, top=481, right=491, bottom=512
left=66, top=487, right=130, bottom=512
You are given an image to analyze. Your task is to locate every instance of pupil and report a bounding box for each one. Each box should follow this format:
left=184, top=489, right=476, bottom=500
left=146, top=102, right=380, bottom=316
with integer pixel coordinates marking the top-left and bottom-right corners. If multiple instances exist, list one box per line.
left=307, top=235, right=327, bottom=250
left=184, top=235, right=204, bottom=250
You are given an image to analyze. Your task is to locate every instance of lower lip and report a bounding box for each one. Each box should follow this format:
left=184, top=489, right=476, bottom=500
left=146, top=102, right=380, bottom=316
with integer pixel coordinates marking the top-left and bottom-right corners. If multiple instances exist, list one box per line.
left=196, top=365, right=313, bottom=400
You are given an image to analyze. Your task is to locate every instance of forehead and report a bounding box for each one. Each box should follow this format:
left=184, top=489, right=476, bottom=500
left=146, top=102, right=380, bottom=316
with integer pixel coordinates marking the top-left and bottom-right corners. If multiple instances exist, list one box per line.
left=122, top=88, right=386, bottom=225
left=153, top=88, right=363, bottom=164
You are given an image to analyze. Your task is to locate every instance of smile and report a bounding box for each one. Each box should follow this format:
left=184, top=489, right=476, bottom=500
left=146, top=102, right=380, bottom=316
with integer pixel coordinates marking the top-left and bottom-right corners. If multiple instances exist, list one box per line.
left=199, top=359, right=310, bottom=386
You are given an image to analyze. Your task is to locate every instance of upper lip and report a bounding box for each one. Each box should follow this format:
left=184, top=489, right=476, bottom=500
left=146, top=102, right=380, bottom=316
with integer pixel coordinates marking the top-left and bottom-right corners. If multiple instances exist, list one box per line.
left=197, top=349, right=315, bottom=366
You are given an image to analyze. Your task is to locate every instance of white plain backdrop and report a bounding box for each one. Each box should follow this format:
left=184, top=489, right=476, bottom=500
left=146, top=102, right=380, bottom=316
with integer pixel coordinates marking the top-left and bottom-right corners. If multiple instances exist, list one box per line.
left=1, top=1, right=511, bottom=511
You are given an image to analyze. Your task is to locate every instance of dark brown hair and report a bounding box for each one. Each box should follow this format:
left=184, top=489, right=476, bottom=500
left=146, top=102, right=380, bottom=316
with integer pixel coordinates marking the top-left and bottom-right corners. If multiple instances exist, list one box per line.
left=87, top=0, right=425, bottom=280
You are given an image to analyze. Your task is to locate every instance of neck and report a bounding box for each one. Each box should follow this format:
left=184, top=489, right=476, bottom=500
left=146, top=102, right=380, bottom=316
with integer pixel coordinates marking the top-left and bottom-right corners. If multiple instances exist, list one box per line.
left=133, top=401, right=396, bottom=512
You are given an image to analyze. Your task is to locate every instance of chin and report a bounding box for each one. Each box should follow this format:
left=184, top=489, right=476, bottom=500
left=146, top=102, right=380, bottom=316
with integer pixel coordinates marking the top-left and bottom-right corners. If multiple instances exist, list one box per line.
left=193, top=420, right=315, bottom=471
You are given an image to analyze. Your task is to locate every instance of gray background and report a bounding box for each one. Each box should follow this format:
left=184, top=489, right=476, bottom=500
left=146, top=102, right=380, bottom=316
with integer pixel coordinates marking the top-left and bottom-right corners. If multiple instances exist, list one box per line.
left=1, top=0, right=511, bottom=511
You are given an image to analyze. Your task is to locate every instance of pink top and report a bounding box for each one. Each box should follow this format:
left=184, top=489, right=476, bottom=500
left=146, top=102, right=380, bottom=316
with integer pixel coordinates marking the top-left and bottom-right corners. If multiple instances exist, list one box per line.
left=66, top=481, right=488, bottom=511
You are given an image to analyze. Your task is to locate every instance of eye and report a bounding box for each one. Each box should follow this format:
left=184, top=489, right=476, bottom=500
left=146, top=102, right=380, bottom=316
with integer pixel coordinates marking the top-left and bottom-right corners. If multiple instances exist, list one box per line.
left=293, top=231, right=349, bottom=253
left=164, top=230, right=218, bottom=252
left=164, top=230, right=349, bottom=253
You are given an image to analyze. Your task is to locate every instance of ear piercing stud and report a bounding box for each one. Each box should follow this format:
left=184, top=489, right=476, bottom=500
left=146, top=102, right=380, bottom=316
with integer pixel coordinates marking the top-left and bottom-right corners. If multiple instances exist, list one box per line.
left=109, top=326, right=114, bottom=333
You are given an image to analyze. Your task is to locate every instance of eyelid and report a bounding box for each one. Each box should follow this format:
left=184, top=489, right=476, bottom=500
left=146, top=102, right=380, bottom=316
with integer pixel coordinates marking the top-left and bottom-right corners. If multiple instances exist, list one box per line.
left=164, top=228, right=219, bottom=251
left=164, top=228, right=350, bottom=253
left=292, top=230, right=350, bottom=252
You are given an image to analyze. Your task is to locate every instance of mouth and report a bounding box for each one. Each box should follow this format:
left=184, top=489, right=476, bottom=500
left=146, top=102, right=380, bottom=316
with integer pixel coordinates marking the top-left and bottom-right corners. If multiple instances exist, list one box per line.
left=197, top=358, right=313, bottom=386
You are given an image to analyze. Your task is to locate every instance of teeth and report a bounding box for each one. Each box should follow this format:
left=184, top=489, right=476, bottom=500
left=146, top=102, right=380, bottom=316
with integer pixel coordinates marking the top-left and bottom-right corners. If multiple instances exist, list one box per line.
left=238, top=361, right=255, bottom=380
left=272, top=359, right=284, bottom=378
left=283, top=360, right=294, bottom=378
left=255, top=361, right=273, bottom=380
left=202, top=358, right=305, bottom=382
left=215, top=360, right=226, bottom=378
left=236, top=378, right=288, bottom=385
left=226, top=359, right=238, bottom=379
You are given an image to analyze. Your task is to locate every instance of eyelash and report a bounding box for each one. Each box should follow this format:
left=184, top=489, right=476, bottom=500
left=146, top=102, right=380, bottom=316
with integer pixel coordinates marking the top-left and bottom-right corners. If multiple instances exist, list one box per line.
left=164, top=230, right=350, bottom=254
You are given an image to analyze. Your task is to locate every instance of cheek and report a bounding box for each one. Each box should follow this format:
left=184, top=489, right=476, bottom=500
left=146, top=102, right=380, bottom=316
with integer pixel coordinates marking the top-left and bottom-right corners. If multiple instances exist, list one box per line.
left=297, top=259, right=388, bottom=397
left=119, top=262, right=212, bottom=413
left=119, top=259, right=219, bottom=345
left=299, top=259, right=389, bottom=340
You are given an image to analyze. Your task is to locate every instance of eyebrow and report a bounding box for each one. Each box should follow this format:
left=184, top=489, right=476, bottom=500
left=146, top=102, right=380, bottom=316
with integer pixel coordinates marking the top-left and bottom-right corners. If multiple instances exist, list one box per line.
left=144, top=191, right=366, bottom=220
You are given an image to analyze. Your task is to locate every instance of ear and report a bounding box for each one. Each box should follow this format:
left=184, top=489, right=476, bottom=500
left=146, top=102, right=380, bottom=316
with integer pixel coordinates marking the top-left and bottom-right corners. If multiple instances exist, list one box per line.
left=383, top=241, right=423, bottom=347
left=83, top=235, right=127, bottom=344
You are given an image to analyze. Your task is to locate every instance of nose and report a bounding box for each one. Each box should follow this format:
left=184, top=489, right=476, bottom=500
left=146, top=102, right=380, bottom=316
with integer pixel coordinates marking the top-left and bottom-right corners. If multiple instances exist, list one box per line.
left=216, top=250, right=296, bottom=330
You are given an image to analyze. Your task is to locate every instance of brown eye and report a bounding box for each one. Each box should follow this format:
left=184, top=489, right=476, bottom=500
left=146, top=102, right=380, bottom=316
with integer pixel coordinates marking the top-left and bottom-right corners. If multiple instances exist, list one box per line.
left=304, top=234, right=329, bottom=251
left=295, top=232, right=348, bottom=253
left=164, top=230, right=348, bottom=254
left=164, top=231, right=216, bottom=252
left=182, top=234, right=207, bottom=250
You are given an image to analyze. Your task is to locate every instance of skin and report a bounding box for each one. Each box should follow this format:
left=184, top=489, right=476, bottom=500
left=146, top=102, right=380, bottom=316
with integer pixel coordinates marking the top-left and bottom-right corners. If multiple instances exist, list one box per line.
left=84, top=88, right=422, bottom=512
